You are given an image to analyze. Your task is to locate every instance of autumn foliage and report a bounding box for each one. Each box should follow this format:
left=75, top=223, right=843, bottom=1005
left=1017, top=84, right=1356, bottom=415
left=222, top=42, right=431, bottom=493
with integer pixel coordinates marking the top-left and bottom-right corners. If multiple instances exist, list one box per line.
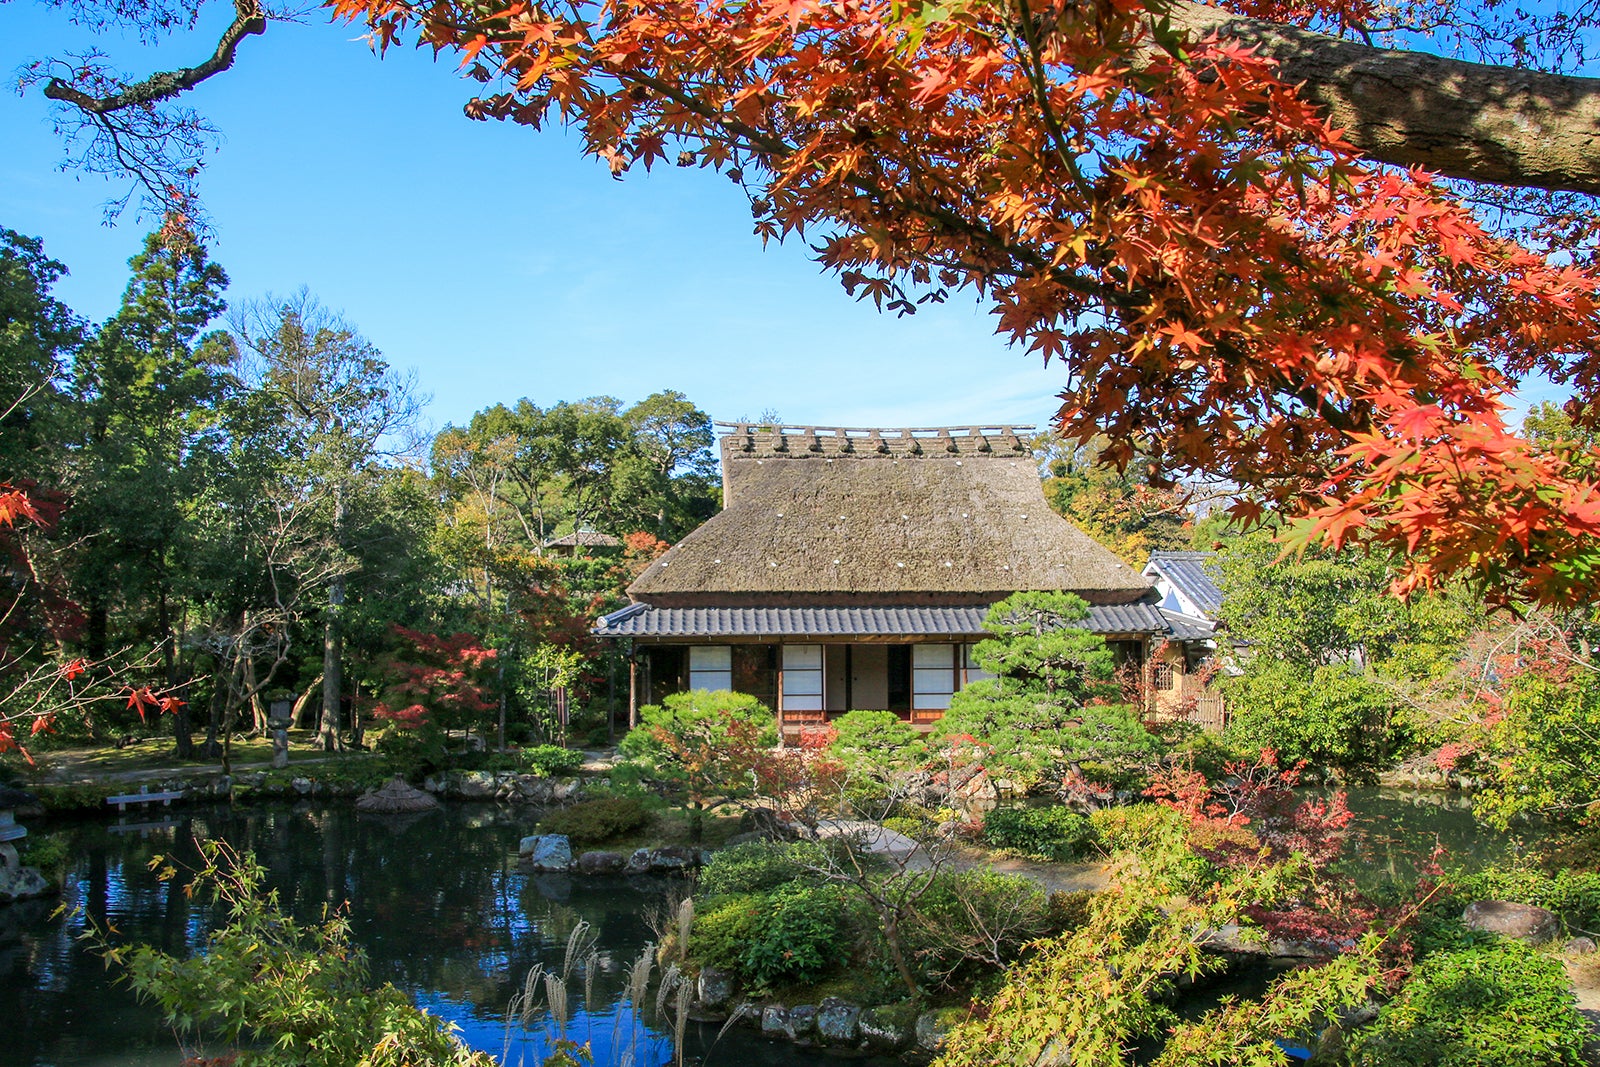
left=371, top=626, right=498, bottom=733
left=0, top=481, right=181, bottom=760
left=332, top=0, right=1600, bottom=605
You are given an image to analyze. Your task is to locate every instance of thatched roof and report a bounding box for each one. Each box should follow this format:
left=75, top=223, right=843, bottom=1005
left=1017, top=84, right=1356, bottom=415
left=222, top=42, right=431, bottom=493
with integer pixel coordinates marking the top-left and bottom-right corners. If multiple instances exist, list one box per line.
left=543, top=529, right=622, bottom=549
left=628, top=424, right=1152, bottom=604
left=355, top=777, right=441, bottom=814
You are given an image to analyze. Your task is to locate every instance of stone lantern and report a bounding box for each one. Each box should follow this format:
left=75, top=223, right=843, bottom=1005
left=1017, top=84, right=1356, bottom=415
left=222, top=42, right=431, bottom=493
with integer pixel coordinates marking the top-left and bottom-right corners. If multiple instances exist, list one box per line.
left=268, top=698, right=294, bottom=769
left=0, top=786, right=49, bottom=904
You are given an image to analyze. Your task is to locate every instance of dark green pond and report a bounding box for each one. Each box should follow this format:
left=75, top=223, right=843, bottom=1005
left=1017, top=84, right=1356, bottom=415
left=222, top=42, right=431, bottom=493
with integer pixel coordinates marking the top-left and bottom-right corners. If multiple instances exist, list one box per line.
left=0, top=787, right=1524, bottom=1067
left=1334, top=785, right=1528, bottom=890
left=0, top=802, right=887, bottom=1067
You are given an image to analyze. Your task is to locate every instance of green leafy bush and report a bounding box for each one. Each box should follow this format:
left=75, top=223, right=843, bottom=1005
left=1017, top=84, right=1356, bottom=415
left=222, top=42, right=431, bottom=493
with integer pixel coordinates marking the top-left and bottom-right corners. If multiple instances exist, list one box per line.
left=830, top=710, right=924, bottom=774
left=521, top=744, right=585, bottom=776
left=738, top=882, right=851, bottom=987
left=18, top=832, right=69, bottom=880
left=1045, top=890, right=1095, bottom=934
left=536, top=796, right=652, bottom=844
left=688, top=893, right=762, bottom=970
left=374, top=722, right=450, bottom=778
left=1348, top=940, right=1588, bottom=1067
left=981, top=805, right=1098, bottom=861
left=698, top=839, right=828, bottom=897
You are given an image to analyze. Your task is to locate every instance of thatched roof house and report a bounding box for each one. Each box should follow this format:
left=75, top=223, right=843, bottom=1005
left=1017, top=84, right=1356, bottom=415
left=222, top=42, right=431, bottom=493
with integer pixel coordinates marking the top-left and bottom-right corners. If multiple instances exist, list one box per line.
left=597, top=424, right=1177, bottom=731
left=543, top=529, right=622, bottom=556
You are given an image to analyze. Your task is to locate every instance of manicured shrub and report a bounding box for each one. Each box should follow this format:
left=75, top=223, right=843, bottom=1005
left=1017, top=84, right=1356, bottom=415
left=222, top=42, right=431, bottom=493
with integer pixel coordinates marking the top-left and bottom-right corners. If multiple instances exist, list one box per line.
left=374, top=723, right=450, bottom=778
left=981, top=805, right=1098, bottom=861
left=521, top=744, right=585, bottom=777
left=1045, top=890, right=1095, bottom=934
left=830, top=710, right=923, bottom=774
left=697, top=839, right=828, bottom=898
left=1348, top=940, right=1589, bottom=1067
left=688, top=893, right=761, bottom=970
left=536, top=796, right=652, bottom=844
left=737, top=882, right=851, bottom=987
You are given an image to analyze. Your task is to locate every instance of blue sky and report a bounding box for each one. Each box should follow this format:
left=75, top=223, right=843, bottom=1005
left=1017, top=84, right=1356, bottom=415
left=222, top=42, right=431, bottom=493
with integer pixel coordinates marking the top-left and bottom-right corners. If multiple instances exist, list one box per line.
left=0, top=3, right=1066, bottom=436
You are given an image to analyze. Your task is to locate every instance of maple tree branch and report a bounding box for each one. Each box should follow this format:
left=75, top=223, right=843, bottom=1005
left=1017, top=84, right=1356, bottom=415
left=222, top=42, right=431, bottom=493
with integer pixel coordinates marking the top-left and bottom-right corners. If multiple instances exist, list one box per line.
left=1141, top=0, right=1600, bottom=194
left=42, top=0, right=267, bottom=115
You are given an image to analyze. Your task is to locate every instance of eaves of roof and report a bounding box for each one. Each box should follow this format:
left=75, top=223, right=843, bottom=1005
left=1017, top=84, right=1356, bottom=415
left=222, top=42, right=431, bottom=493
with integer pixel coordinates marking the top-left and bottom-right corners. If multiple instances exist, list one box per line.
left=594, top=602, right=1172, bottom=638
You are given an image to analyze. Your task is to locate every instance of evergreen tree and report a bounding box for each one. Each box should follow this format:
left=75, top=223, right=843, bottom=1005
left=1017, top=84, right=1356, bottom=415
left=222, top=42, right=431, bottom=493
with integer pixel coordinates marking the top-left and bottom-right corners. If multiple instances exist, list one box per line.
left=63, top=227, right=232, bottom=684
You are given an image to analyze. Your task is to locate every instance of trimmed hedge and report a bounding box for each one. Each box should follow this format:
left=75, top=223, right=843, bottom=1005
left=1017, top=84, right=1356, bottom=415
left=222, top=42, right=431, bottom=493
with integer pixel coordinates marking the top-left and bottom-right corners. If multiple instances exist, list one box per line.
left=981, top=805, right=1098, bottom=862
left=536, top=796, right=651, bottom=844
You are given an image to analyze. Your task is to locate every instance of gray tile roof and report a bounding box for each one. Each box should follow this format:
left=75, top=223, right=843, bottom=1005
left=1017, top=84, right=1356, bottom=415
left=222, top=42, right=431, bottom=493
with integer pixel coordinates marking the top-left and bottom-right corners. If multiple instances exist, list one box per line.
left=1161, top=610, right=1217, bottom=642
left=1146, top=551, right=1223, bottom=617
left=595, top=602, right=1171, bottom=638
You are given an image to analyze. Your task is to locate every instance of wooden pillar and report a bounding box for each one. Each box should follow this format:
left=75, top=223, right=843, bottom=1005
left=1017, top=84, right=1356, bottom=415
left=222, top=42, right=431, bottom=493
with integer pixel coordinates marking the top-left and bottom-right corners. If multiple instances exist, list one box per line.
left=628, top=654, right=639, bottom=729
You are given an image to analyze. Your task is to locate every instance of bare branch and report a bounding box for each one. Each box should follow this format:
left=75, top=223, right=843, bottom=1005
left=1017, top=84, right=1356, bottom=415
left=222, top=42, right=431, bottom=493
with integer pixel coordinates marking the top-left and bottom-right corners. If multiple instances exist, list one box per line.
left=41, top=0, right=267, bottom=114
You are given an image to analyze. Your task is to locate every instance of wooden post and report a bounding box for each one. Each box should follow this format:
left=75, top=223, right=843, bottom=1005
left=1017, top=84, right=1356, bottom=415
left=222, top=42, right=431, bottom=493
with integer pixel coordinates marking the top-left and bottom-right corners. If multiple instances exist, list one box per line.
left=628, top=655, right=639, bottom=730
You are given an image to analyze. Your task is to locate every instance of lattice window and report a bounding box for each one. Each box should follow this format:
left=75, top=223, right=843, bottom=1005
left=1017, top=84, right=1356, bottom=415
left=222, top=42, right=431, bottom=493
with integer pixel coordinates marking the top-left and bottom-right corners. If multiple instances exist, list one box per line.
left=1152, top=661, right=1175, bottom=691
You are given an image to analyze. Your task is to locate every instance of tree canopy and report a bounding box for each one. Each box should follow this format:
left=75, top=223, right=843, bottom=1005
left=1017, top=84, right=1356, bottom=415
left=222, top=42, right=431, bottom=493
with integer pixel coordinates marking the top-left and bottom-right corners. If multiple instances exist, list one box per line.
left=18, top=0, right=1600, bottom=604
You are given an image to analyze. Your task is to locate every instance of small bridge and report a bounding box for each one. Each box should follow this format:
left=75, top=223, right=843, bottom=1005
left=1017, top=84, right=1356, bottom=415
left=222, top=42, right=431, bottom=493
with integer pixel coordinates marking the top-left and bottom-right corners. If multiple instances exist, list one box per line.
left=105, top=785, right=185, bottom=812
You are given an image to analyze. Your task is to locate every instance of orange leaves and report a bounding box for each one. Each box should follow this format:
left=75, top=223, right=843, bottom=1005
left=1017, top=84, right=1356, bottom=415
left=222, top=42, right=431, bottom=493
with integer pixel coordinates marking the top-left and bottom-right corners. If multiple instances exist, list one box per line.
left=325, top=0, right=1600, bottom=606
left=0, top=486, right=43, bottom=530
left=123, top=686, right=186, bottom=723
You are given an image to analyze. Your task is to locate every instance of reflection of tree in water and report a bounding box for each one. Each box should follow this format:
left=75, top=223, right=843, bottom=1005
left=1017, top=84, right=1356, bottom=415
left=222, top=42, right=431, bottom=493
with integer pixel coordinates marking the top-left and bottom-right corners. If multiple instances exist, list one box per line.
left=0, top=803, right=698, bottom=1066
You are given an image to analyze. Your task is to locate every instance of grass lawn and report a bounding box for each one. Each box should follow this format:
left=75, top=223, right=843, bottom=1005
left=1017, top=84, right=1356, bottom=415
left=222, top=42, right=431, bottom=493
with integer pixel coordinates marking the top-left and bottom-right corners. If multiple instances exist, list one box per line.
left=20, top=730, right=377, bottom=783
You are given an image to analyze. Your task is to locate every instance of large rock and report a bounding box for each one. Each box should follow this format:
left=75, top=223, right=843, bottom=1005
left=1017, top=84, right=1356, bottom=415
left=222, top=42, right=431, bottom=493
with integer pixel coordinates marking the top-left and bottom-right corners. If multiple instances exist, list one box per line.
left=0, top=862, right=49, bottom=904
left=859, top=1006, right=912, bottom=1051
left=787, top=1003, right=818, bottom=1038
left=815, top=997, right=862, bottom=1045
left=1462, top=900, right=1561, bottom=945
left=697, top=967, right=735, bottom=1011
left=649, top=846, right=700, bottom=871
left=457, top=771, right=500, bottom=800
left=916, top=1010, right=953, bottom=1054
left=761, top=1005, right=792, bottom=1038
left=513, top=777, right=554, bottom=804
left=1201, top=923, right=1327, bottom=959
left=520, top=835, right=574, bottom=872
left=625, top=848, right=653, bottom=874
left=577, top=851, right=625, bottom=875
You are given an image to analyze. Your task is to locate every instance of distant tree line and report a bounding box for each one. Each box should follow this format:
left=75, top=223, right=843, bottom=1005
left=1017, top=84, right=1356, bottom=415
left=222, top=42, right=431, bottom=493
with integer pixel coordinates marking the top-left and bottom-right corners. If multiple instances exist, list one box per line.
left=0, top=223, right=717, bottom=762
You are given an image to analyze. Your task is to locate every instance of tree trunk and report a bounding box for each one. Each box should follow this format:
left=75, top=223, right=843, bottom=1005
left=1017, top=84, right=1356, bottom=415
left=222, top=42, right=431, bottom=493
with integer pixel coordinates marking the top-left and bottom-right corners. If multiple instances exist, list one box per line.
left=882, top=910, right=920, bottom=1000
left=350, top=679, right=364, bottom=749
left=496, top=655, right=507, bottom=754
left=84, top=596, right=108, bottom=663
left=319, top=576, right=344, bottom=752
left=200, top=673, right=225, bottom=759
left=292, top=673, right=323, bottom=730
left=243, top=648, right=267, bottom=737
left=1141, top=1, right=1600, bottom=195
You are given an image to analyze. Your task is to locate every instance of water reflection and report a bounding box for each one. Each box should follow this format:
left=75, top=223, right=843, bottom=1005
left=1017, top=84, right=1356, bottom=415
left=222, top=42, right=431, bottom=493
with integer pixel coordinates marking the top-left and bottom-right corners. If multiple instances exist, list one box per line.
left=0, top=803, right=686, bottom=1067
left=1332, top=786, right=1532, bottom=891
left=3, top=789, right=1507, bottom=1067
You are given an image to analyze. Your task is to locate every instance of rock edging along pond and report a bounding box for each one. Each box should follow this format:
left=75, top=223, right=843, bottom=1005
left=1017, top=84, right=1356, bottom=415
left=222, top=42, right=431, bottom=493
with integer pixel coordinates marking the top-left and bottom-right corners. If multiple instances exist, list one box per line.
left=518, top=834, right=712, bottom=874
left=28, top=768, right=594, bottom=814
left=692, top=969, right=957, bottom=1059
